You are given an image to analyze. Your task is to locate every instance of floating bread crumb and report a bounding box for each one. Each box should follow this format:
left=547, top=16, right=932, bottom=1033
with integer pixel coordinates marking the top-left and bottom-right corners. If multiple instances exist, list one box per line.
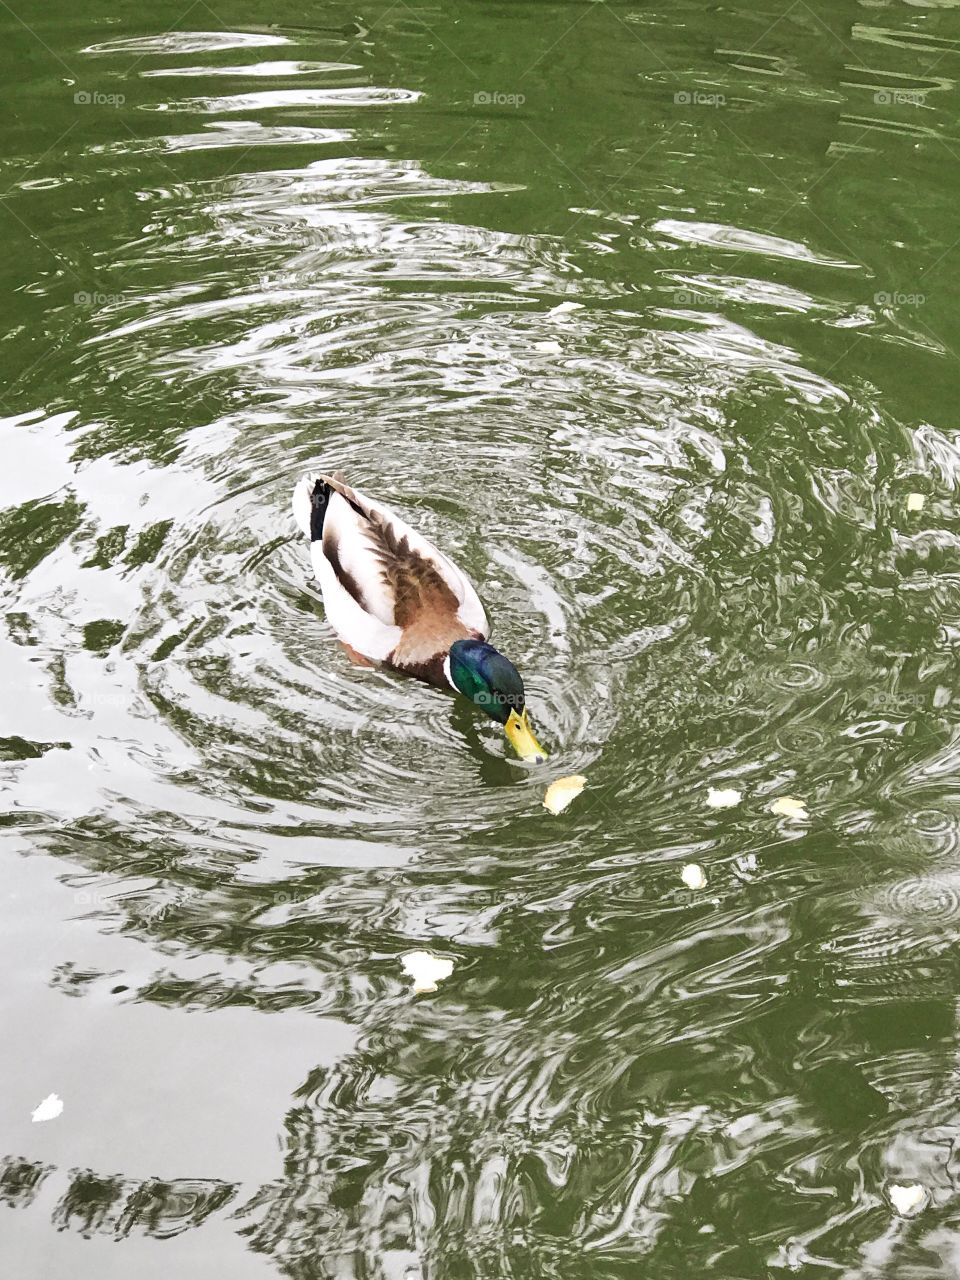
left=769, top=796, right=808, bottom=820
left=31, top=1093, right=63, bottom=1123
left=706, top=787, right=742, bottom=809
left=906, top=492, right=925, bottom=512
left=400, top=951, right=454, bottom=994
left=543, top=775, right=587, bottom=815
left=681, top=863, right=708, bottom=890
left=888, top=1182, right=926, bottom=1216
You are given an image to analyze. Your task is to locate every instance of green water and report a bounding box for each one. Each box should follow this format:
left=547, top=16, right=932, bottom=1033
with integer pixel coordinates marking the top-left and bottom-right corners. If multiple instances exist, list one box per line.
left=3, top=0, right=960, bottom=1274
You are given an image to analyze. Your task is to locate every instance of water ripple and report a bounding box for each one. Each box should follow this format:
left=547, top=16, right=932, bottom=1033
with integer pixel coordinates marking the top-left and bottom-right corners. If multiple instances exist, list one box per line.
left=5, top=3, right=960, bottom=1275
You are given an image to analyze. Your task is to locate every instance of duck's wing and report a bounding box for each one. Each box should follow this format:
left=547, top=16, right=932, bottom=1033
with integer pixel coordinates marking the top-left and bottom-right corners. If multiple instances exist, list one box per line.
left=293, top=473, right=402, bottom=662
left=292, top=474, right=489, bottom=664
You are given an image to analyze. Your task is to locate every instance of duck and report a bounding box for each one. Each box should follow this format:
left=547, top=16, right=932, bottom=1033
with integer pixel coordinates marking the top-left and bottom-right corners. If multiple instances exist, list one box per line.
left=292, top=472, right=547, bottom=761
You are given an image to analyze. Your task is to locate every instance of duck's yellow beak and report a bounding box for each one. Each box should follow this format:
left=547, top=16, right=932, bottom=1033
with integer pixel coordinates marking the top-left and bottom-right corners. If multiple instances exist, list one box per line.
left=505, top=708, right=548, bottom=762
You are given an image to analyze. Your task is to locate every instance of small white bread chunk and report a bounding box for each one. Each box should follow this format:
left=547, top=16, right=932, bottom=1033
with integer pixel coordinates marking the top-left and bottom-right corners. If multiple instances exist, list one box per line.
left=32, top=1093, right=64, bottom=1123
left=400, top=951, right=454, bottom=994
left=769, top=796, right=808, bottom=820
left=681, top=863, right=708, bottom=890
left=543, top=775, right=587, bottom=815
left=888, top=1183, right=926, bottom=1216
left=706, top=787, right=742, bottom=809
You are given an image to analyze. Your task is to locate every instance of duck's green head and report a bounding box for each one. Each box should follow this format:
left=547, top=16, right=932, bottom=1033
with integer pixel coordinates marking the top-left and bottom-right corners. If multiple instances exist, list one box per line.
left=446, top=639, right=547, bottom=761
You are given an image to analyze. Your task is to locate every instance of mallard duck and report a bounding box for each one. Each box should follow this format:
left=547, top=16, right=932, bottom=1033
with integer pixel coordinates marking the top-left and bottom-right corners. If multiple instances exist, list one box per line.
left=292, top=472, right=547, bottom=760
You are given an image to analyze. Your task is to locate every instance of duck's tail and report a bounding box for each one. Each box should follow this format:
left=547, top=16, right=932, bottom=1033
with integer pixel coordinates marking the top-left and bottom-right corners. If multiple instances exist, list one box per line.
left=292, top=471, right=345, bottom=540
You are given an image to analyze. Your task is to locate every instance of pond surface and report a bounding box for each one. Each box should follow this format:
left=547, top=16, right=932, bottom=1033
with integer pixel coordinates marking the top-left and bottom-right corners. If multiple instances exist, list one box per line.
left=3, top=0, right=960, bottom=1275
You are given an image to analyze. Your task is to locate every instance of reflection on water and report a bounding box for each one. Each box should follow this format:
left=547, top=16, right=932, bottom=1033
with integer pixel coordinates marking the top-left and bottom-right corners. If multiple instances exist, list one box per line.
left=4, top=0, right=960, bottom=1275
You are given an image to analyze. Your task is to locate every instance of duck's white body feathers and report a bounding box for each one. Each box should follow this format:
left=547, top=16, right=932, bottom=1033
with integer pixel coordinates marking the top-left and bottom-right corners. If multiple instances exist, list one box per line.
left=292, top=473, right=488, bottom=683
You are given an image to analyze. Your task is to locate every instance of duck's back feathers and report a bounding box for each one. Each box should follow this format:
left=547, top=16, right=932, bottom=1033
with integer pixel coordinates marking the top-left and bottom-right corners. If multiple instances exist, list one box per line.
left=293, top=472, right=489, bottom=680
left=297, top=475, right=402, bottom=664
left=292, top=472, right=322, bottom=539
